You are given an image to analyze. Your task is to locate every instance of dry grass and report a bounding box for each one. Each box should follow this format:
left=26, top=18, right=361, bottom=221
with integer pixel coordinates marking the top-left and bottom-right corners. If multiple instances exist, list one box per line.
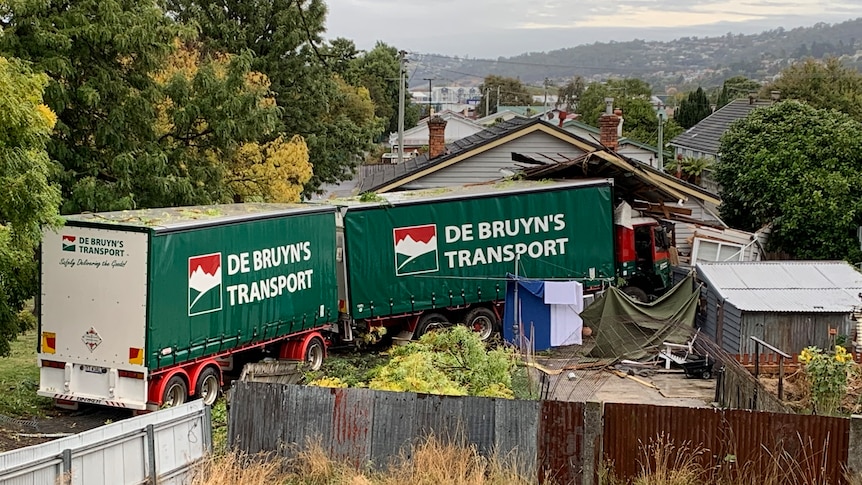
left=190, top=435, right=540, bottom=485
left=189, top=452, right=285, bottom=485
left=598, top=432, right=851, bottom=485
left=631, top=434, right=709, bottom=485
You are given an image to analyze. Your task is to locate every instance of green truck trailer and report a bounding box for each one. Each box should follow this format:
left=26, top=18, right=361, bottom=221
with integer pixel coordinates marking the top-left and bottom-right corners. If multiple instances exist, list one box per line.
left=38, top=179, right=672, bottom=410
left=38, top=204, right=338, bottom=410
left=335, top=179, right=619, bottom=340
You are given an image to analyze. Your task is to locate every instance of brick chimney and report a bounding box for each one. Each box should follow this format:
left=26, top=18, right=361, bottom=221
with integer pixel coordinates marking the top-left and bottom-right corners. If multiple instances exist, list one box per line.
left=599, top=98, right=620, bottom=151
left=428, top=115, right=447, bottom=159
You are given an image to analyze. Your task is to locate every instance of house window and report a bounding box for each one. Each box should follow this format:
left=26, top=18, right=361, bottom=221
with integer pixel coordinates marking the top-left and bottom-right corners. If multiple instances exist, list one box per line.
left=691, top=238, right=745, bottom=262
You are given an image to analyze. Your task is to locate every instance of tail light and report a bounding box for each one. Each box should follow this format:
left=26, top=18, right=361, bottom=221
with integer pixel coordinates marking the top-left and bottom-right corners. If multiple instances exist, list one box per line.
left=118, top=370, right=145, bottom=380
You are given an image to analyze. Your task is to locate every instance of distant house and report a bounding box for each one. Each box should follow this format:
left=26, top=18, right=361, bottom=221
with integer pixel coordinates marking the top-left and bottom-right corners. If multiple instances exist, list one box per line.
left=669, top=97, right=773, bottom=162
left=385, top=110, right=484, bottom=162
left=359, top=115, right=720, bottom=212
left=694, top=261, right=862, bottom=356
left=474, top=109, right=526, bottom=126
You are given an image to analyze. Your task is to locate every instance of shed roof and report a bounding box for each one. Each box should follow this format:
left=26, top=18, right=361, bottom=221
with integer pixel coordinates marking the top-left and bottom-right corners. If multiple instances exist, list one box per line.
left=669, top=98, right=772, bottom=156
left=695, top=261, right=862, bottom=313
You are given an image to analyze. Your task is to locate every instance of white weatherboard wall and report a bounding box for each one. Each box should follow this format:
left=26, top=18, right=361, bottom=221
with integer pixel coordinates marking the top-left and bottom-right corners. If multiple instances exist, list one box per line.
left=0, top=400, right=210, bottom=485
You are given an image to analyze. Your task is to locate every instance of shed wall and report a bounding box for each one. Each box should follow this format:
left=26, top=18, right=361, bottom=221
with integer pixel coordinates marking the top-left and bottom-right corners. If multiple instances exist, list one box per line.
left=738, top=312, right=855, bottom=355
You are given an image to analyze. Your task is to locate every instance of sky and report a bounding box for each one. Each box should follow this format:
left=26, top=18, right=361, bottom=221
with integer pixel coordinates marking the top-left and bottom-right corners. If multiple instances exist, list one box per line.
left=324, top=0, right=862, bottom=58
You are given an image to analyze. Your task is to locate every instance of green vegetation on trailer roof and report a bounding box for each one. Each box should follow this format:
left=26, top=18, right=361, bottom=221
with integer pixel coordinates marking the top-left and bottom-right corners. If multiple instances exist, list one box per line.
left=326, top=177, right=613, bottom=208
left=63, top=203, right=335, bottom=229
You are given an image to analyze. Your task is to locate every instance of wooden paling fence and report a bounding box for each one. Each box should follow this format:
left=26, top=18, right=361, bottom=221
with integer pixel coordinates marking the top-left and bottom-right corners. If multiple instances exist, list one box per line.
left=229, top=381, right=858, bottom=485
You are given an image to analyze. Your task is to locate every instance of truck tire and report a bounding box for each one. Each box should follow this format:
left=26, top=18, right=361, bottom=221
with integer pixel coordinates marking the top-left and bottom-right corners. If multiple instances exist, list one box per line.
left=162, top=375, right=188, bottom=408
left=622, top=286, right=648, bottom=302
left=464, top=307, right=499, bottom=341
left=415, top=312, right=449, bottom=339
left=304, top=336, right=325, bottom=371
left=195, top=366, right=221, bottom=406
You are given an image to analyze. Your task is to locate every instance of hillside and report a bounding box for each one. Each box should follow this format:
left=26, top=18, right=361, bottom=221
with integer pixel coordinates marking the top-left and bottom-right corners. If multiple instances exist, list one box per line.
left=410, top=18, right=862, bottom=92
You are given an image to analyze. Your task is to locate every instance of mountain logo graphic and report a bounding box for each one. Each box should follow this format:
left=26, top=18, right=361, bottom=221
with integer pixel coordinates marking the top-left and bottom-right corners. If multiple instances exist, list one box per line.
left=393, top=224, right=439, bottom=276
left=62, top=235, right=76, bottom=252
left=188, top=253, right=223, bottom=316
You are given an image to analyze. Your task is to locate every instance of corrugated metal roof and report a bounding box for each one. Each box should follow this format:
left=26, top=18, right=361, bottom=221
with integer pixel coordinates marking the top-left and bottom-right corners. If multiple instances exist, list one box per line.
left=696, top=261, right=862, bottom=312
left=669, top=98, right=772, bottom=156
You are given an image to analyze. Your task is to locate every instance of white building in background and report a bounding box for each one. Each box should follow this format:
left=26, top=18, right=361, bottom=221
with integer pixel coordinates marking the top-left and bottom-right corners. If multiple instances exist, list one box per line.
left=412, top=85, right=482, bottom=115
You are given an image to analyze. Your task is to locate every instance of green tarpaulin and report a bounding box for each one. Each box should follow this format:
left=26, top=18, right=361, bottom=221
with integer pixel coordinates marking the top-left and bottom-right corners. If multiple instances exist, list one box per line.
left=583, top=275, right=700, bottom=361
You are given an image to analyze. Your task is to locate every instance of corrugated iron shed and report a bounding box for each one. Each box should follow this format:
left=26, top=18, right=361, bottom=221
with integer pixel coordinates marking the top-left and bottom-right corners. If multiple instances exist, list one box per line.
left=696, top=261, right=862, bottom=312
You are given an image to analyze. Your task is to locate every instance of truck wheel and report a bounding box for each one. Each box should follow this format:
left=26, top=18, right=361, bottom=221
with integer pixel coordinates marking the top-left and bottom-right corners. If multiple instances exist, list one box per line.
left=162, top=375, right=188, bottom=408
left=415, top=312, right=449, bottom=338
left=464, top=307, right=498, bottom=341
left=622, top=286, right=648, bottom=302
left=304, top=336, right=325, bottom=371
left=195, top=367, right=221, bottom=406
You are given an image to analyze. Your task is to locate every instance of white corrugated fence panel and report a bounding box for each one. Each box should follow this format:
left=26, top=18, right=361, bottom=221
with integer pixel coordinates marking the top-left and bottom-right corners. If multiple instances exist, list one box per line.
left=0, top=400, right=208, bottom=485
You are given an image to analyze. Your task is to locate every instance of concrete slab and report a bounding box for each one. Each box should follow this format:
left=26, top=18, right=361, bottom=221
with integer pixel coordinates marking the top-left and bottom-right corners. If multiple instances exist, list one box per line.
left=540, top=363, right=716, bottom=407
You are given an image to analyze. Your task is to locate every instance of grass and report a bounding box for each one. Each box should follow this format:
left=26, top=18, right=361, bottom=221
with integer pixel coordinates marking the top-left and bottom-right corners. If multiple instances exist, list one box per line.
left=211, top=398, right=228, bottom=452
left=0, top=331, right=53, bottom=418
left=190, top=434, right=542, bottom=485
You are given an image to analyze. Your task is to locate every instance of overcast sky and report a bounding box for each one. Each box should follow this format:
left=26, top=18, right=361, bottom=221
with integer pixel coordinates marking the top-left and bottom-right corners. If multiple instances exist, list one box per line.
left=325, top=0, right=862, bottom=58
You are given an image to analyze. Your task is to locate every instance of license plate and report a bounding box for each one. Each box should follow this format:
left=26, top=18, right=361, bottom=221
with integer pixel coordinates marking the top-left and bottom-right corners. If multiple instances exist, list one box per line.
left=83, top=365, right=106, bottom=374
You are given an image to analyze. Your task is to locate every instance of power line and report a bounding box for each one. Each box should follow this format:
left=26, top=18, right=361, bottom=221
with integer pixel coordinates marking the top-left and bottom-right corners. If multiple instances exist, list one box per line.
left=408, top=51, right=862, bottom=81
left=410, top=51, right=684, bottom=74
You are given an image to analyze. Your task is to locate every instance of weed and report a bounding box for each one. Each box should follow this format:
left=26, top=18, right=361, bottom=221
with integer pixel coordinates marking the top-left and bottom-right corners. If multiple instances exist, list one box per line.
left=211, top=399, right=228, bottom=452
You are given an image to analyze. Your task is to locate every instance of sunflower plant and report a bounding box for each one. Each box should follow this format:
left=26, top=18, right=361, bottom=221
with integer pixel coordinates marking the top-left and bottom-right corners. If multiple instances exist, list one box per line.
left=798, top=345, right=857, bottom=416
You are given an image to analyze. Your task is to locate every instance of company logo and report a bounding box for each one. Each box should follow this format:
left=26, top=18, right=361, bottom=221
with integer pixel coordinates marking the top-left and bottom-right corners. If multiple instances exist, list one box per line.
left=188, top=253, right=223, bottom=316
left=62, top=235, right=76, bottom=252
left=393, top=224, right=439, bottom=276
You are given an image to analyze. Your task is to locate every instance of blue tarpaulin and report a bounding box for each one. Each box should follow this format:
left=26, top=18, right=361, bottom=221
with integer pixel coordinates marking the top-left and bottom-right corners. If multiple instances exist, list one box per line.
left=503, top=278, right=552, bottom=350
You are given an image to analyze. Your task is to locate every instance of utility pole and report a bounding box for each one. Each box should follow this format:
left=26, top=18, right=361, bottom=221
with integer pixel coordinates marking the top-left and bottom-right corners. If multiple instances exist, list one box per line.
left=484, top=88, right=490, bottom=118
left=423, top=77, right=435, bottom=117
left=543, top=78, right=549, bottom=113
left=495, top=86, right=500, bottom=113
left=656, top=104, right=667, bottom=171
left=397, top=50, right=406, bottom=164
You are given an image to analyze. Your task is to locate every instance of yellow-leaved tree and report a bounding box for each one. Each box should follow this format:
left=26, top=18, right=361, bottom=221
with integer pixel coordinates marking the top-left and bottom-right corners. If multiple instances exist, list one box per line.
left=0, top=56, right=62, bottom=354
left=151, top=40, right=311, bottom=204
left=227, top=135, right=312, bottom=202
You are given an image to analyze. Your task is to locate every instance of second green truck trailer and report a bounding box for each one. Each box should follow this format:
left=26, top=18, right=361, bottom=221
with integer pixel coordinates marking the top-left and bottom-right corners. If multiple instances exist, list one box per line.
left=336, top=179, right=620, bottom=340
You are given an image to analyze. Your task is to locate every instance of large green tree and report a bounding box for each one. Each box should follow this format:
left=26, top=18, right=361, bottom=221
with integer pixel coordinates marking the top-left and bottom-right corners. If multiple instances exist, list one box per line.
left=578, top=78, right=652, bottom=125
left=164, top=0, right=384, bottom=194
left=0, top=56, right=61, bottom=355
left=675, top=87, right=712, bottom=129
left=346, top=41, right=418, bottom=137
left=556, top=76, right=586, bottom=112
left=577, top=79, right=682, bottom=147
left=715, top=100, right=862, bottom=261
left=477, top=75, right=533, bottom=117
left=716, top=76, right=761, bottom=109
left=2, top=1, right=285, bottom=212
left=764, top=58, right=862, bottom=123
left=1, top=0, right=184, bottom=212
